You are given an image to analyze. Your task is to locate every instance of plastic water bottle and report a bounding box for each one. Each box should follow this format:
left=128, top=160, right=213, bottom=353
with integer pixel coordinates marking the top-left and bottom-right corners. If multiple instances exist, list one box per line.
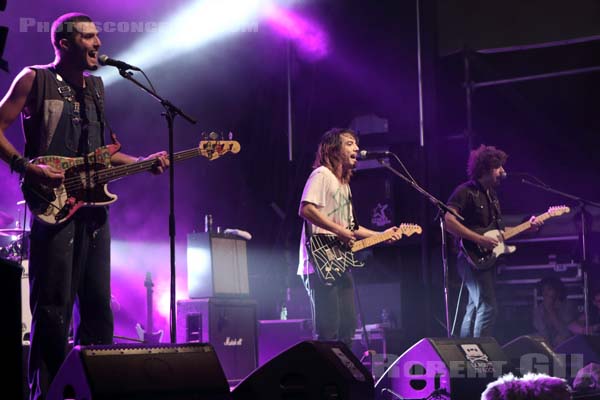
left=280, top=305, right=288, bottom=320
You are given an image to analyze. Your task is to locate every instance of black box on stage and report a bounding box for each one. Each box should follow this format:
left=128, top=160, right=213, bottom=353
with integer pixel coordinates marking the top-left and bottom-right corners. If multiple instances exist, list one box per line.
left=187, top=232, right=249, bottom=298
left=177, top=298, right=257, bottom=383
left=232, top=341, right=374, bottom=400
left=0, top=257, right=24, bottom=400
left=47, top=343, right=231, bottom=400
left=257, top=319, right=313, bottom=366
left=378, top=337, right=513, bottom=400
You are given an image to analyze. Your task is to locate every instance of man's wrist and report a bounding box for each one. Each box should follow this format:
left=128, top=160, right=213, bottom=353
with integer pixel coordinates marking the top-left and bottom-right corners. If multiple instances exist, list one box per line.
left=10, top=155, right=29, bottom=175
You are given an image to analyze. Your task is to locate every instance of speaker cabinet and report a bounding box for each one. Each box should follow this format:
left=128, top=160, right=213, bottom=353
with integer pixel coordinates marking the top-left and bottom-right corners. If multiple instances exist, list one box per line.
left=257, top=319, right=313, bottom=366
left=177, top=298, right=257, bottom=383
left=187, top=232, right=249, bottom=298
left=378, top=337, right=513, bottom=400
left=47, top=343, right=231, bottom=400
left=0, top=257, right=24, bottom=400
left=232, top=341, right=374, bottom=400
left=502, top=335, right=566, bottom=377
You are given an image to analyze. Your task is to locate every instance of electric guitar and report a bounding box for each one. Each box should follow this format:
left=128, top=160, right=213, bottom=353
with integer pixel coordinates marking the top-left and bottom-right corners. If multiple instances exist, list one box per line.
left=135, top=271, right=163, bottom=344
left=22, top=140, right=240, bottom=225
left=461, top=205, right=570, bottom=270
left=307, top=223, right=422, bottom=285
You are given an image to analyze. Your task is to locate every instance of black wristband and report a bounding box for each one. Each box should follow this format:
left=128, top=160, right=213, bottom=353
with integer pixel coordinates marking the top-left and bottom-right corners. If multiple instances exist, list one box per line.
left=10, top=155, right=29, bottom=175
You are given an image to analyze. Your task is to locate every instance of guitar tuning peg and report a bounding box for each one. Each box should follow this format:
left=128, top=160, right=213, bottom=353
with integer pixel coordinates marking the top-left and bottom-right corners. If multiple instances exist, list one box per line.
left=228, top=131, right=233, bottom=140
left=209, top=131, right=219, bottom=140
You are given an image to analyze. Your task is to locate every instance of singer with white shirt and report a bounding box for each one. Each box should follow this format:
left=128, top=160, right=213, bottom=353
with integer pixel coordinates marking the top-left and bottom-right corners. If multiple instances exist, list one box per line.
left=0, top=12, right=169, bottom=400
left=443, top=145, right=543, bottom=338
left=297, top=128, right=402, bottom=347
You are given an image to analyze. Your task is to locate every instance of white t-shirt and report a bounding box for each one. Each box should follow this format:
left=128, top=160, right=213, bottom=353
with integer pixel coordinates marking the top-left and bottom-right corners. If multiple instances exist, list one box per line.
left=297, top=166, right=355, bottom=276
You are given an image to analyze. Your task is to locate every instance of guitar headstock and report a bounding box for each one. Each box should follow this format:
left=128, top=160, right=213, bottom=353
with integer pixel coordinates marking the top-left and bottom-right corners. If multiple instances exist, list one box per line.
left=198, top=140, right=241, bottom=161
left=547, top=205, right=570, bottom=217
left=144, top=271, right=154, bottom=288
left=398, top=223, right=422, bottom=237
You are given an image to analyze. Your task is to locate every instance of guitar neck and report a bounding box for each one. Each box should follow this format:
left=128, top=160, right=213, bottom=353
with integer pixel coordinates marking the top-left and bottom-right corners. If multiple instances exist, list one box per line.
left=98, top=148, right=199, bottom=183
left=351, top=230, right=395, bottom=252
left=503, top=211, right=553, bottom=240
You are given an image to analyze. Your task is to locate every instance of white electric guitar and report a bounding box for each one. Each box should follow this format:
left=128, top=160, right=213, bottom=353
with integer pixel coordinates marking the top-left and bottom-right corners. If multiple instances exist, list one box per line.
left=461, top=205, right=570, bottom=270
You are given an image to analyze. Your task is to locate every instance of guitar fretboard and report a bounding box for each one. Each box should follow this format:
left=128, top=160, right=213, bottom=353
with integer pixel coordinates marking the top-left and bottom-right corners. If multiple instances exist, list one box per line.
left=504, top=211, right=553, bottom=240
left=96, top=148, right=200, bottom=183
left=351, top=230, right=396, bottom=252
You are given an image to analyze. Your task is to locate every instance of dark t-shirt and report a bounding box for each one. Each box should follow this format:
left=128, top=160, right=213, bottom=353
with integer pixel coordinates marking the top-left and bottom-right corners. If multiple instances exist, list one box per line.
left=447, top=180, right=504, bottom=231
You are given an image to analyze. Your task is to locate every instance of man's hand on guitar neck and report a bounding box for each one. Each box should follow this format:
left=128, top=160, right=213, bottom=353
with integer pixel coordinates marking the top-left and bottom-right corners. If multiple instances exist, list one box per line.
left=111, top=150, right=170, bottom=175
left=527, top=215, right=544, bottom=232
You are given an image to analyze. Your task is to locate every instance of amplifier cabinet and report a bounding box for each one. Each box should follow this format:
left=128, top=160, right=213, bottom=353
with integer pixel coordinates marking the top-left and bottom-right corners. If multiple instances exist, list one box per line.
left=177, top=298, right=257, bottom=383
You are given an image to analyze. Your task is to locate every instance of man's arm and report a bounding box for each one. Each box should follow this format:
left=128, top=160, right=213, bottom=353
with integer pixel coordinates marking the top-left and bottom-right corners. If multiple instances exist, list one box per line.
left=444, top=206, right=498, bottom=250
left=299, top=201, right=355, bottom=244
left=111, top=150, right=169, bottom=174
left=354, top=225, right=401, bottom=243
left=0, top=68, right=64, bottom=186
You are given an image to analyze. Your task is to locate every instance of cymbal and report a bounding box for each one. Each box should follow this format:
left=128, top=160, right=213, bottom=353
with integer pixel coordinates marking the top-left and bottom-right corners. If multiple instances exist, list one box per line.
left=0, top=211, right=14, bottom=227
left=0, top=228, right=30, bottom=237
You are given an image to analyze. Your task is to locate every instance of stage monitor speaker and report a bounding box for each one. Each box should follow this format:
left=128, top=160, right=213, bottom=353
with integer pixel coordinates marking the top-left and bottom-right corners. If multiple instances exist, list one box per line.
left=502, top=335, right=566, bottom=377
left=187, top=232, right=249, bottom=298
left=177, top=298, right=257, bottom=383
left=47, top=343, right=231, bottom=400
left=232, top=340, right=374, bottom=400
left=257, top=319, right=313, bottom=366
left=555, top=335, right=600, bottom=381
left=377, top=337, right=513, bottom=400
left=0, top=257, right=24, bottom=400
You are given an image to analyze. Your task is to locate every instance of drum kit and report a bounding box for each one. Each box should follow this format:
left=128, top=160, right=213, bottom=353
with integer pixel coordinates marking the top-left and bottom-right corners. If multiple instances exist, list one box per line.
left=0, top=202, right=31, bottom=343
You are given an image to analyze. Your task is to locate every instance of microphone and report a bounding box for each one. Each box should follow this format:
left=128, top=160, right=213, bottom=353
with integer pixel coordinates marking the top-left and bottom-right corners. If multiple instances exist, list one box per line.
left=499, top=170, right=507, bottom=179
left=98, top=55, right=141, bottom=71
left=357, top=149, right=390, bottom=160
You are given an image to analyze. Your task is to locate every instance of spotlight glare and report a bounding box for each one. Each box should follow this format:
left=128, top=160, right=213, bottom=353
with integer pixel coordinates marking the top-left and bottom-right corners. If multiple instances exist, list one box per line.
left=98, top=0, right=269, bottom=86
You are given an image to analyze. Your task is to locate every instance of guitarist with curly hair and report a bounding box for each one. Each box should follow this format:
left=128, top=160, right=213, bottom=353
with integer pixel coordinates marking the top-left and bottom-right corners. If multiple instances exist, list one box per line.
left=444, top=145, right=543, bottom=338
left=297, top=127, right=402, bottom=346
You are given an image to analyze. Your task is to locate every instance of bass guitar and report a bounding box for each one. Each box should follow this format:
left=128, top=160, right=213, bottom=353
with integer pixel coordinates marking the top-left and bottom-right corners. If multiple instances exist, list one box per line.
left=307, top=223, right=422, bottom=285
left=22, top=140, right=240, bottom=225
left=135, top=271, right=163, bottom=344
left=461, top=205, right=570, bottom=270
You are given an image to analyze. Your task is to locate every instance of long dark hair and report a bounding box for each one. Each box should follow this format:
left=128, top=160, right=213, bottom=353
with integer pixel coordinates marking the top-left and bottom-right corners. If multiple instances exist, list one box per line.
left=313, top=128, right=357, bottom=183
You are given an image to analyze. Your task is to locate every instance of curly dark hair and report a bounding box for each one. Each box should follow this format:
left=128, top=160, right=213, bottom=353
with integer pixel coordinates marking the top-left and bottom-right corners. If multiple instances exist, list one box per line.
left=467, top=145, right=508, bottom=180
left=313, top=128, right=358, bottom=183
left=51, top=12, right=93, bottom=51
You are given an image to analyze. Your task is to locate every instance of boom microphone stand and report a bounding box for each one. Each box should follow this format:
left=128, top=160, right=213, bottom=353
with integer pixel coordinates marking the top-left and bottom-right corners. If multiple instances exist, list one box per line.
left=521, top=178, right=600, bottom=333
left=373, top=155, right=463, bottom=338
left=117, top=67, right=197, bottom=343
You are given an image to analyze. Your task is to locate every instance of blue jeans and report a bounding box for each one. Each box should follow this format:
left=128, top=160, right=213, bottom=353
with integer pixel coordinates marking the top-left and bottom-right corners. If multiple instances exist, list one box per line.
left=457, top=254, right=497, bottom=337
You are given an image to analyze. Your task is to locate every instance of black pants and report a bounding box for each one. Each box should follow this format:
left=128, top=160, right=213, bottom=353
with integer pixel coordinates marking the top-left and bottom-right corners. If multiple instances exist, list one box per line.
left=307, top=272, right=357, bottom=347
left=28, top=208, right=114, bottom=400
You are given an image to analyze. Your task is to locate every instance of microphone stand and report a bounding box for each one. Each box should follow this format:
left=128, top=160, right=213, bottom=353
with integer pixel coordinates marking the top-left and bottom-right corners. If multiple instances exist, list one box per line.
left=374, top=157, right=464, bottom=338
left=117, top=68, right=197, bottom=343
left=521, top=178, right=600, bottom=333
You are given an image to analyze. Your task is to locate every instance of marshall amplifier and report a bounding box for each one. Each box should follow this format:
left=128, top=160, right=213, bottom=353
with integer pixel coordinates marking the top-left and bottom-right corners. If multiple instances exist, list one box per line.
left=177, top=298, right=257, bottom=383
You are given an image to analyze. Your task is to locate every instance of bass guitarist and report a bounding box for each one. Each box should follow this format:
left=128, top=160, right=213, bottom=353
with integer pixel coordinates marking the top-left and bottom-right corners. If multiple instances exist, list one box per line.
left=444, top=144, right=542, bottom=338
left=0, top=13, right=168, bottom=400
left=297, top=127, right=401, bottom=347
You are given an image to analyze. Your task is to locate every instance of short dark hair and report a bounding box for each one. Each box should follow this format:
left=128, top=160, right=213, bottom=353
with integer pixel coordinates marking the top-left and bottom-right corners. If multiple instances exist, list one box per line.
left=313, top=128, right=358, bottom=183
left=467, top=144, right=508, bottom=180
left=539, top=276, right=567, bottom=302
left=51, top=13, right=93, bottom=50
